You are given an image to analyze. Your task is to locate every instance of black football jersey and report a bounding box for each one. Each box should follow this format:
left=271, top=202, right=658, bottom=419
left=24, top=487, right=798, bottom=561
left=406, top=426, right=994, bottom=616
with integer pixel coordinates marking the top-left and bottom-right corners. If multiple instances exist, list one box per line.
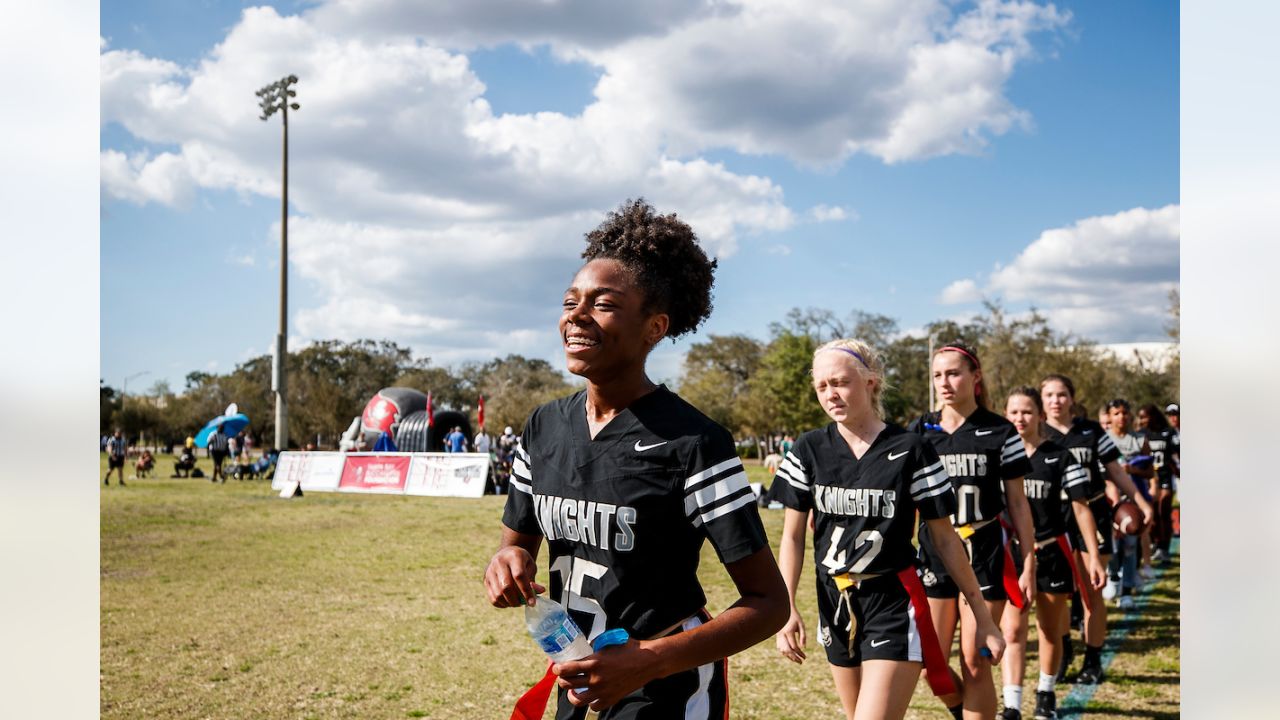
left=770, top=423, right=955, bottom=577
left=502, top=386, right=767, bottom=642
left=1043, top=418, right=1121, bottom=498
left=909, top=407, right=1031, bottom=526
left=1136, top=428, right=1176, bottom=484
left=1022, top=440, right=1089, bottom=541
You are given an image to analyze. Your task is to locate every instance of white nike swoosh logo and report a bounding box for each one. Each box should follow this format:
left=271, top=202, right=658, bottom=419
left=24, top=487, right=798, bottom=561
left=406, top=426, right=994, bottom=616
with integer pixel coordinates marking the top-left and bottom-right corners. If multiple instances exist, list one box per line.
left=1046, top=458, right=1059, bottom=464
left=1082, top=430, right=1093, bottom=435
left=975, top=429, right=994, bottom=436
left=634, top=440, right=668, bottom=452
left=979, top=585, right=994, bottom=591
left=887, top=450, right=909, bottom=461
left=870, top=638, right=890, bottom=648
left=1050, top=581, right=1066, bottom=587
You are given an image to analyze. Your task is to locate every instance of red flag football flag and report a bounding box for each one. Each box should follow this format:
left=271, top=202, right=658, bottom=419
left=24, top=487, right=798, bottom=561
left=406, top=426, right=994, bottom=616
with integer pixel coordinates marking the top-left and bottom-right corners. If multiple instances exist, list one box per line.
left=427, top=392, right=434, bottom=428
left=478, top=395, right=485, bottom=430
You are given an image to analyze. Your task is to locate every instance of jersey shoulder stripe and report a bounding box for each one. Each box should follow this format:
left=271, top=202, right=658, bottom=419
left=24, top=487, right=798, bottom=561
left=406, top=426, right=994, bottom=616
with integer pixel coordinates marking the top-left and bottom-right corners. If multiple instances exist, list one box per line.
left=1097, top=432, right=1117, bottom=453
left=684, top=458, right=751, bottom=520
left=776, top=452, right=809, bottom=492
left=1001, top=434, right=1028, bottom=463
left=1062, top=463, right=1089, bottom=488
left=910, top=462, right=950, bottom=499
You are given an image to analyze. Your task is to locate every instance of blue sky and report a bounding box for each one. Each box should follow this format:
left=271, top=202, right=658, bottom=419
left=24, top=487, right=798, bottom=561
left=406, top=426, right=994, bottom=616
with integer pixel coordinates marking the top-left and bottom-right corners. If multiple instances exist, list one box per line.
left=100, top=0, right=1179, bottom=397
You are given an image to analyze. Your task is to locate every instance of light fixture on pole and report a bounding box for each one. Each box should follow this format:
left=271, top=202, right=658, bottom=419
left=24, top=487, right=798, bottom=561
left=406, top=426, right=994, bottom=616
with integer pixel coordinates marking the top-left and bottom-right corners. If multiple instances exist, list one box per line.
left=257, top=74, right=300, bottom=452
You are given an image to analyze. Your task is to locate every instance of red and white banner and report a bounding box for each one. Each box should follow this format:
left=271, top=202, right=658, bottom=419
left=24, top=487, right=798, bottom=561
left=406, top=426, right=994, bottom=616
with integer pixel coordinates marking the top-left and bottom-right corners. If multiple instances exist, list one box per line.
left=405, top=453, right=489, bottom=498
left=339, top=453, right=412, bottom=493
left=272, top=451, right=488, bottom=498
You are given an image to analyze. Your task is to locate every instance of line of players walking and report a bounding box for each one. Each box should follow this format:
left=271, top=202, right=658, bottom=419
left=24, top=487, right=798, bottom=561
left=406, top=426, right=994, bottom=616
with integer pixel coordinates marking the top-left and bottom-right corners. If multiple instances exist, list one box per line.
left=770, top=341, right=1178, bottom=720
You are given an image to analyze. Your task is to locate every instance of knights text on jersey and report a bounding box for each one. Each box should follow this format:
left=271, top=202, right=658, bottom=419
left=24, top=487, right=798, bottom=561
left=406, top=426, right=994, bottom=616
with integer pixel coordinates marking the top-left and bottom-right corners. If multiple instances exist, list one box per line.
left=770, top=423, right=955, bottom=577
left=1044, top=418, right=1121, bottom=498
left=1022, top=440, right=1089, bottom=541
left=502, top=386, right=768, bottom=642
left=908, top=408, right=1030, bottom=525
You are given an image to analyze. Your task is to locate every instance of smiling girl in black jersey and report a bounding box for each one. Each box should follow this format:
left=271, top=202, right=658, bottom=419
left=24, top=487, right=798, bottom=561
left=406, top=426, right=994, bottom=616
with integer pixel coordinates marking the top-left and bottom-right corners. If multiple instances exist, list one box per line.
left=772, top=339, right=1004, bottom=720
left=483, top=200, right=787, bottom=719
left=998, top=388, right=1106, bottom=720
left=911, top=342, right=1038, bottom=720
left=1039, top=375, right=1154, bottom=685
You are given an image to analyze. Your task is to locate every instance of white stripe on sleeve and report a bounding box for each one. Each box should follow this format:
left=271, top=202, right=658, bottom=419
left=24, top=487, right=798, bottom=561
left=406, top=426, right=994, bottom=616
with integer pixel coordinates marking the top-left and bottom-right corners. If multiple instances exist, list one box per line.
left=1062, top=464, right=1089, bottom=489
left=1001, top=435, right=1027, bottom=463
left=684, top=457, right=743, bottom=489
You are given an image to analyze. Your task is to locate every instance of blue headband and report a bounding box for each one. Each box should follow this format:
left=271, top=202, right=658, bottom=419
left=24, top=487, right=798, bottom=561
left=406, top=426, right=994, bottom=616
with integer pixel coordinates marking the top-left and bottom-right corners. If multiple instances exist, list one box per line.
left=824, top=347, right=870, bottom=369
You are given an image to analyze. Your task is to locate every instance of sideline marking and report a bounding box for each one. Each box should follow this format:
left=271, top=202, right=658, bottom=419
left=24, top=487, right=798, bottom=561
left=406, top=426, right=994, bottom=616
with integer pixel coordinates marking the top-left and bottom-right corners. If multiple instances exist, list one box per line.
left=1060, top=537, right=1179, bottom=716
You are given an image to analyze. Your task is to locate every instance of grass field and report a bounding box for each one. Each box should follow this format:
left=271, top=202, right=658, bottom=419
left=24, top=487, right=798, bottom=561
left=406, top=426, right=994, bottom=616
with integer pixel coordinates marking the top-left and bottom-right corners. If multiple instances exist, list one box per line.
left=101, top=455, right=1178, bottom=719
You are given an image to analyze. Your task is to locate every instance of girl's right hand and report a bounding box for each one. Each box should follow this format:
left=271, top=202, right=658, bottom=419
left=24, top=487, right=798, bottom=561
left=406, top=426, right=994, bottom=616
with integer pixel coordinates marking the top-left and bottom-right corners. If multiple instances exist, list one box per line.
left=976, top=616, right=1007, bottom=664
left=775, top=610, right=807, bottom=664
left=482, top=546, right=545, bottom=608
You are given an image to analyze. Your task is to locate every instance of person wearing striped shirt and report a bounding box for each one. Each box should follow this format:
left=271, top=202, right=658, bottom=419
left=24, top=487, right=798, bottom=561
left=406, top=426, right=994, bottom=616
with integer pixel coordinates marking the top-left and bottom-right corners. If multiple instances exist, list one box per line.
left=206, top=424, right=229, bottom=483
left=483, top=200, right=786, bottom=720
left=999, top=388, right=1106, bottom=720
left=772, top=339, right=1004, bottom=720
left=909, top=342, right=1037, bottom=720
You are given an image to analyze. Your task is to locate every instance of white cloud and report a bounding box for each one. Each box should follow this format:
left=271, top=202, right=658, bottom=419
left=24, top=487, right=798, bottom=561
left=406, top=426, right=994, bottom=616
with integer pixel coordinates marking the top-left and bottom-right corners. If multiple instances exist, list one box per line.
left=230, top=253, right=255, bottom=267
left=100, top=0, right=1070, bottom=362
left=939, top=278, right=982, bottom=305
left=944, top=205, right=1180, bottom=341
left=100, top=149, right=196, bottom=206
left=808, top=204, right=855, bottom=222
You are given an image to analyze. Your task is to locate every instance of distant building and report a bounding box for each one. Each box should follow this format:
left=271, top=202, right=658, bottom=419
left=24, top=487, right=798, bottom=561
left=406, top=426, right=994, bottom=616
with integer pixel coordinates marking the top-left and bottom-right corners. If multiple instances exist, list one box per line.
left=1092, top=342, right=1178, bottom=372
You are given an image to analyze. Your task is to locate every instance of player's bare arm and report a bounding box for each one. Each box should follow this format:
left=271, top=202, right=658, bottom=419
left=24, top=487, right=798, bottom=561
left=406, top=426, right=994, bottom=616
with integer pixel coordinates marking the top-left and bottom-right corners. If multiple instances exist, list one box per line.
left=1069, top=498, right=1107, bottom=589
left=554, top=545, right=788, bottom=709
left=924, top=516, right=1006, bottom=663
left=1002, top=474, right=1039, bottom=610
left=774, top=507, right=810, bottom=664
left=483, top=525, right=545, bottom=608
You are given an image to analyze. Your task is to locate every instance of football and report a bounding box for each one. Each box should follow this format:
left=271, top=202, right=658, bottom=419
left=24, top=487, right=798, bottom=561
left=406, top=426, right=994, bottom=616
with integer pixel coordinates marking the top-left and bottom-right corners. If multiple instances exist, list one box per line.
left=1113, top=501, right=1143, bottom=536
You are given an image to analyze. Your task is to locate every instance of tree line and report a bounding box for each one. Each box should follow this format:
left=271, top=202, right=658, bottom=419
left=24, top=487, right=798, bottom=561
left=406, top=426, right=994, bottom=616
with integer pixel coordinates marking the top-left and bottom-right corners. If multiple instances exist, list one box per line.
left=102, top=299, right=1178, bottom=451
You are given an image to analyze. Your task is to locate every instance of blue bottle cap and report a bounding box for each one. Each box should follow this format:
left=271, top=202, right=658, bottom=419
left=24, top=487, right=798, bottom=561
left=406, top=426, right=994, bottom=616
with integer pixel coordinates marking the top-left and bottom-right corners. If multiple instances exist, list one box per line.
left=591, top=628, right=630, bottom=651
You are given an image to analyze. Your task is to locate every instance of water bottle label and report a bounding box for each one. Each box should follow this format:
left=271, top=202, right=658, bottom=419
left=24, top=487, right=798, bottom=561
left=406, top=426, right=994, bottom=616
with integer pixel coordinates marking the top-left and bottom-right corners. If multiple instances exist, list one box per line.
left=537, top=622, right=579, bottom=655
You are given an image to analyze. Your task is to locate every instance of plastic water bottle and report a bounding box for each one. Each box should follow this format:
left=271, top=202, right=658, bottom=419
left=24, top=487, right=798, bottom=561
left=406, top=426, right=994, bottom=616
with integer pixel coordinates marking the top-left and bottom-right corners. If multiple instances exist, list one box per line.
left=525, top=596, right=592, bottom=663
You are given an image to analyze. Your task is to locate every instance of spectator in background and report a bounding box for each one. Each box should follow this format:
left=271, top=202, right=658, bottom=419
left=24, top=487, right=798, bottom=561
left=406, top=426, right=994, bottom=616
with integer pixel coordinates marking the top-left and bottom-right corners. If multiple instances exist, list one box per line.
left=498, top=426, right=517, bottom=457
left=135, top=449, right=155, bottom=479
left=104, top=429, right=127, bottom=486
left=474, top=428, right=492, bottom=455
left=228, top=432, right=241, bottom=462
left=207, top=423, right=230, bottom=483
left=173, top=444, right=196, bottom=477
left=446, top=426, right=467, bottom=453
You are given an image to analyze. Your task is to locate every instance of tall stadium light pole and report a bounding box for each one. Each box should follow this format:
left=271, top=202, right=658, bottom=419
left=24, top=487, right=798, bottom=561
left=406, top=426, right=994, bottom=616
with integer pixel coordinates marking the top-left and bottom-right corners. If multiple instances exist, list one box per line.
left=257, top=74, right=300, bottom=451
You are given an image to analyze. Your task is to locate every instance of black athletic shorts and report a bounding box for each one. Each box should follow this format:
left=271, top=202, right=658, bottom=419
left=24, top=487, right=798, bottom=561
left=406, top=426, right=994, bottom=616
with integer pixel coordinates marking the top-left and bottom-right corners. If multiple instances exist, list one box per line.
left=1010, top=536, right=1076, bottom=596
left=211, top=450, right=228, bottom=466
left=555, top=611, right=727, bottom=720
left=1035, top=541, right=1075, bottom=594
left=1068, top=495, right=1114, bottom=557
left=919, top=520, right=1007, bottom=602
left=1157, top=477, right=1175, bottom=491
left=108, top=455, right=125, bottom=469
left=816, top=572, right=924, bottom=668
